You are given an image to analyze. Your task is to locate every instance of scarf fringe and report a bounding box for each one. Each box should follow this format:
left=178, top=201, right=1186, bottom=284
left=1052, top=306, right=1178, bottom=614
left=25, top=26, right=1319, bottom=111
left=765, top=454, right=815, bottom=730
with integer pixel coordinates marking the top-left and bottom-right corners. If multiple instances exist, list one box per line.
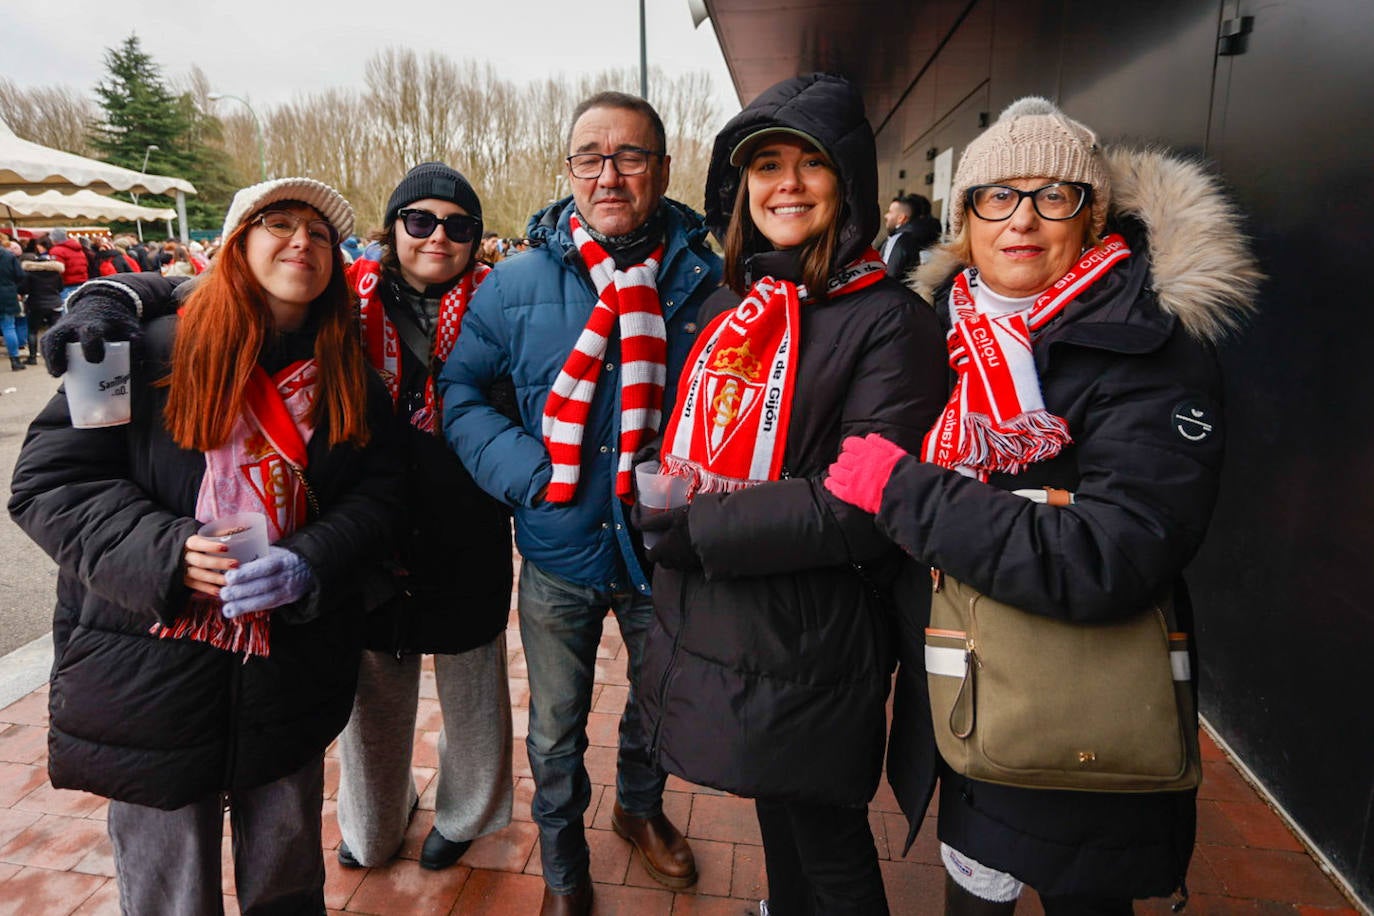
left=151, top=602, right=272, bottom=660
left=660, top=453, right=766, bottom=495
left=957, top=410, right=1072, bottom=475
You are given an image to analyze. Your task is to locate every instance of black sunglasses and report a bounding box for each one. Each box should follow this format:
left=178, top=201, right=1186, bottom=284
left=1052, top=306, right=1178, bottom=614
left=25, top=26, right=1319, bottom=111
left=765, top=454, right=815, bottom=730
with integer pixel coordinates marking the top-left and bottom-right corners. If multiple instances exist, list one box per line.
left=397, top=208, right=482, bottom=243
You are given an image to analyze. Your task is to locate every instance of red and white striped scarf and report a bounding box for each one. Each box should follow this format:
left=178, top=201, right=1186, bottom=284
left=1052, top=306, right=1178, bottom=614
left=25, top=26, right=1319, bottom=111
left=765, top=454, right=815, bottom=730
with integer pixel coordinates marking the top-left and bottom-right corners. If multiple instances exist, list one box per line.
left=353, top=256, right=490, bottom=433
left=663, top=249, right=887, bottom=493
left=922, top=234, right=1131, bottom=477
left=152, top=360, right=317, bottom=659
left=542, top=213, right=666, bottom=503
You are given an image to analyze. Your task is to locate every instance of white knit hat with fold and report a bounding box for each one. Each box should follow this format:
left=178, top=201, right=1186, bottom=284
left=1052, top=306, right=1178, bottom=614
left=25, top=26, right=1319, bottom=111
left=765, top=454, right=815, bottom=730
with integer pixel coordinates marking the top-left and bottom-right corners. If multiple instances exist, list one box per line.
left=221, top=177, right=354, bottom=243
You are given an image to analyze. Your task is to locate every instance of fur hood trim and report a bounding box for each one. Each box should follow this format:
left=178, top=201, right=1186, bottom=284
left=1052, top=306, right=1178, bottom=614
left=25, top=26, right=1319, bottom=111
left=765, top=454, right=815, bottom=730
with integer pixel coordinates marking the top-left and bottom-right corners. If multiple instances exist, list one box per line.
left=913, top=147, right=1263, bottom=343
left=21, top=259, right=65, bottom=273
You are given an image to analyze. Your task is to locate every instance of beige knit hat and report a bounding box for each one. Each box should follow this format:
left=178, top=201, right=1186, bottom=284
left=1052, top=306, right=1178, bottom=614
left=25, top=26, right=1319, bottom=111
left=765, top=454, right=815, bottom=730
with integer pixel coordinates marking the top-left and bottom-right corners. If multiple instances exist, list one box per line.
left=221, top=177, right=354, bottom=244
left=948, top=96, right=1109, bottom=237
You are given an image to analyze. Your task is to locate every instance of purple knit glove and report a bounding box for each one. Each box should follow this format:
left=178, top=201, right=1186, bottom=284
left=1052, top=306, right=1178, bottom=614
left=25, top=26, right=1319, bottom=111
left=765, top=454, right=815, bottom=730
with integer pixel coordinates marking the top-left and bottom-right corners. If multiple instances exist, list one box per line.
left=825, top=434, right=909, bottom=514
left=220, top=547, right=314, bottom=618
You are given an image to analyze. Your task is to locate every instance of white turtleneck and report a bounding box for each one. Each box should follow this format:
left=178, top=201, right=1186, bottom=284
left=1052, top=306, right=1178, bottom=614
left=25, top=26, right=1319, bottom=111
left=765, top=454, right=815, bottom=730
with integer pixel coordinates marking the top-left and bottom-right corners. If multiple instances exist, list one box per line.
left=972, top=279, right=1039, bottom=317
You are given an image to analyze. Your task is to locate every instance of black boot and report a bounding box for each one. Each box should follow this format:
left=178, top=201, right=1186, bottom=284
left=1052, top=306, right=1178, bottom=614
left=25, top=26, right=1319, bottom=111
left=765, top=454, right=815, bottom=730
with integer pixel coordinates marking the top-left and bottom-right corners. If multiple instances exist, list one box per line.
left=11, top=356, right=27, bottom=372
left=25, top=333, right=38, bottom=365
left=945, top=873, right=1018, bottom=916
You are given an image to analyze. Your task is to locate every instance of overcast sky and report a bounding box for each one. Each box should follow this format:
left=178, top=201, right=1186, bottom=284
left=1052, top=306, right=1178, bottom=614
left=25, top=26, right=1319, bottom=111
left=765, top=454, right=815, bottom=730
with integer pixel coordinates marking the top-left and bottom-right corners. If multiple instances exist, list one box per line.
left=3, top=0, right=740, bottom=118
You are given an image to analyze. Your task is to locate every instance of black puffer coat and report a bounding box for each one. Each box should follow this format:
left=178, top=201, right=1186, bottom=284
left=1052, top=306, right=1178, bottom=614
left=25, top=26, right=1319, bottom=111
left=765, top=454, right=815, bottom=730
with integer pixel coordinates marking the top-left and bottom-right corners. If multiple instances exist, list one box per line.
left=640, top=74, right=948, bottom=806
left=355, top=266, right=513, bottom=656
left=8, top=314, right=404, bottom=810
left=20, top=256, right=65, bottom=326
left=882, top=148, right=1262, bottom=897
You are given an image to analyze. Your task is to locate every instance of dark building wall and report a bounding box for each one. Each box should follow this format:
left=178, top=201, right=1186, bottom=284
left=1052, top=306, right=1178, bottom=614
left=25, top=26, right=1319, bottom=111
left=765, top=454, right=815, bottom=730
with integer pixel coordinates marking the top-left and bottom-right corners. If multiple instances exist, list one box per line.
left=872, top=0, right=1374, bottom=903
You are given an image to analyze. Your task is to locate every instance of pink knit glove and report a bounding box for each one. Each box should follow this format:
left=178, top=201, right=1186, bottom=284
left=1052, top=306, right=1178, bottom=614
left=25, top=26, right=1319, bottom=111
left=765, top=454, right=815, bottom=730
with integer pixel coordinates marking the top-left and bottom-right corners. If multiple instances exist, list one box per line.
left=825, top=434, right=909, bottom=514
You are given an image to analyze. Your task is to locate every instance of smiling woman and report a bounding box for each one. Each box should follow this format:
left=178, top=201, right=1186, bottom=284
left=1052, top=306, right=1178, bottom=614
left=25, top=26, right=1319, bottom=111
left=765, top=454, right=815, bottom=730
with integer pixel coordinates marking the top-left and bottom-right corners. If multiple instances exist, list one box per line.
left=635, top=73, right=949, bottom=916
left=8, top=175, right=404, bottom=914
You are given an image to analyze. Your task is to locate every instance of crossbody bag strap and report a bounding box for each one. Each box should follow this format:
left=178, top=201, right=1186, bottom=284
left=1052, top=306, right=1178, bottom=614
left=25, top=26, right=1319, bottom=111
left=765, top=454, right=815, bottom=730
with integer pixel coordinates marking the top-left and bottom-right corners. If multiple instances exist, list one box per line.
left=385, top=300, right=435, bottom=370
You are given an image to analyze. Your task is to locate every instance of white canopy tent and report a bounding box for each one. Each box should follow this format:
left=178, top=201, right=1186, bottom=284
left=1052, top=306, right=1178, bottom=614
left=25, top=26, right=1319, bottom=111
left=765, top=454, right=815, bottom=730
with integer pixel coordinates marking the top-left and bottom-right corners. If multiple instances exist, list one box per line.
left=1, top=188, right=177, bottom=227
left=0, top=116, right=196, bottom=241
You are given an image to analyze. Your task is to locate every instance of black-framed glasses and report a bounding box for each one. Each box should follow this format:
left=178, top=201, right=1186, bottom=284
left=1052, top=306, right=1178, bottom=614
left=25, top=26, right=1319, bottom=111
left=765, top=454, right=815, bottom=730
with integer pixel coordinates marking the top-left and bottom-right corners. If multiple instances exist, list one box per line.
left=255, top=212, right=338, bottom=248
left=397, top=208, right=482, bottom=243
left=565, top=148, right=663, bottom=180
left=966, top=182, right=1092, bottom=222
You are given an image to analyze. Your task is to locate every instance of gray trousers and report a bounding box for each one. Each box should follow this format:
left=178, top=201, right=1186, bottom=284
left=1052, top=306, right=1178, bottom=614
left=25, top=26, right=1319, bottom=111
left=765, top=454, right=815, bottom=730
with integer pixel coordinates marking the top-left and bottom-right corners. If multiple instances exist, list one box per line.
left=335, top=634, right=514, bottom=865
left=107, top=754, right=325, bottom=916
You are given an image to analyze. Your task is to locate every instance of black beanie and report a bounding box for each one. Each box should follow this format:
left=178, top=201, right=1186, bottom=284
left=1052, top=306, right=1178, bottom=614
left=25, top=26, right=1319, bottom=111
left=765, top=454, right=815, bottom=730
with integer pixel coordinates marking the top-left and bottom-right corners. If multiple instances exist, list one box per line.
left=384, top=162, right=482, bottom=225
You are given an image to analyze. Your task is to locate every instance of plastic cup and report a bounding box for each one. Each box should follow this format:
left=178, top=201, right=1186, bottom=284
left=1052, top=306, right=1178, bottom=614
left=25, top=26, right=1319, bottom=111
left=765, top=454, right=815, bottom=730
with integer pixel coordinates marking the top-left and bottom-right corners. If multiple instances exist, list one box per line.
left=64, top=341, right=132, bottom=428
left=634, top=462, right=691, bottom=549
left=198, top=512, right=269, bottom=565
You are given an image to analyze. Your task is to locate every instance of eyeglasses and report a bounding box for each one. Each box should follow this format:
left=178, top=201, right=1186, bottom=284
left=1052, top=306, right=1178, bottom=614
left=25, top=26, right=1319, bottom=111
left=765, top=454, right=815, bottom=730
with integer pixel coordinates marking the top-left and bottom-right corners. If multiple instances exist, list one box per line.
left=966, top=182, right=1092, bottom=222
left=255, top=212, right=339, bottom=248
left=397, top=208, right=482, bottom=243
left=565, top=148, right=663, bottom=180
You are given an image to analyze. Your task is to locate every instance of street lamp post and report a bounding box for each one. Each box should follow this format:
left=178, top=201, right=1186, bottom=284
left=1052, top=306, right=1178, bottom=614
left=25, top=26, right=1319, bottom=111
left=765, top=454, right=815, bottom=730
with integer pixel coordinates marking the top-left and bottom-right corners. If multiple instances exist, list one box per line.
left=639, top=0, right=648, bottom=100
left=132, top=144, right=159, bottom=242
left=208, top=92, right=266, bottom=181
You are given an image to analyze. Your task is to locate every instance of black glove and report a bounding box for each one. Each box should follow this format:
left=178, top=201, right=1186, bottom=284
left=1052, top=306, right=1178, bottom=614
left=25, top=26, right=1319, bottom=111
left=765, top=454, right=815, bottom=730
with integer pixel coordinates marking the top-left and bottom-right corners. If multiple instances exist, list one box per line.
left=631, top=502, right=701, bottom=571
left=41, top=275, right=187, bottom=375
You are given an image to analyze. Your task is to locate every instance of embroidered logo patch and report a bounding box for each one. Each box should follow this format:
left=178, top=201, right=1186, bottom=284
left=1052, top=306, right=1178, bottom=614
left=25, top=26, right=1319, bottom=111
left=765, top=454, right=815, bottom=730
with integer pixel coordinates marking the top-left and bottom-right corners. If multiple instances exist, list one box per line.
left=1172, top=400, right=1217, bottom=444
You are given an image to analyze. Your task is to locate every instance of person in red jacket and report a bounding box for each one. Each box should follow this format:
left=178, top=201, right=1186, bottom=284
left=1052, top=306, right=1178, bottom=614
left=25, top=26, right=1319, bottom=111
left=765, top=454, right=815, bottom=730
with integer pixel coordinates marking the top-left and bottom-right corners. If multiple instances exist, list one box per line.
left=46, top=229, right=89, bottom=300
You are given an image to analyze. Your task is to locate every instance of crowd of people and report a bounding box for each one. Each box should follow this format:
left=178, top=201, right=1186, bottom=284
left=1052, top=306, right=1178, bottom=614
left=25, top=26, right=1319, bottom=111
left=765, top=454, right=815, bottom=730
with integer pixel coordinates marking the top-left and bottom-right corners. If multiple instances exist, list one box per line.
left=4, top=73, right=1259, bottom=916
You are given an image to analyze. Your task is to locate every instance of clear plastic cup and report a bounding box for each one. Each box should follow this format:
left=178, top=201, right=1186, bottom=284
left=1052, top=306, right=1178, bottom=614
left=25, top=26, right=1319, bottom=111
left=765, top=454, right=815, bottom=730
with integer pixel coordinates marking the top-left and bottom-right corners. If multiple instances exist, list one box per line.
left=634, top=461, right=691, bottom=549
left=198, top=512, right=269, bottom=565
left=64, top=341, right=132, bottom=428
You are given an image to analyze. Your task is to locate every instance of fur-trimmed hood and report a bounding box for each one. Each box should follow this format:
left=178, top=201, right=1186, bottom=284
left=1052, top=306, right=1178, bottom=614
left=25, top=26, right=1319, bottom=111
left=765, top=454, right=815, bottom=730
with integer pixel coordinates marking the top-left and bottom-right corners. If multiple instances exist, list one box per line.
left=913, top=147, right=1262, bottom=343
left=21, top=257, right=64, bottom=273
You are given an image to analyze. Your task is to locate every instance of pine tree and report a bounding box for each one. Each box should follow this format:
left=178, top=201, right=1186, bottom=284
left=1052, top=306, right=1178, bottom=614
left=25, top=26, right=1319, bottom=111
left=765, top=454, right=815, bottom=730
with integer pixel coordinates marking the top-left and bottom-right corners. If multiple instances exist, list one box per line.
left=90, top=34, right=228, bottom=231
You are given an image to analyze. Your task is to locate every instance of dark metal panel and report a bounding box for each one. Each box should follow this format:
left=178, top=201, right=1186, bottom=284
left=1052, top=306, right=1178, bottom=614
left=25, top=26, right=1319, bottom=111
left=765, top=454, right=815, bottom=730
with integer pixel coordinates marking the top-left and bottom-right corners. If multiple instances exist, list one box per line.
left=1193, top=0, right=1374, bottom=897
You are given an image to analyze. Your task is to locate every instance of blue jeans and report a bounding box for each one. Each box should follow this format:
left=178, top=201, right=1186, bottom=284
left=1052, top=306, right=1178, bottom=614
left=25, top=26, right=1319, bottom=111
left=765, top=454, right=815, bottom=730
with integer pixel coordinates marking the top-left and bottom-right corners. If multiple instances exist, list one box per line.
left=519, top=559, right=666, bottom=892
left=1, top=313, right=28, bottom=357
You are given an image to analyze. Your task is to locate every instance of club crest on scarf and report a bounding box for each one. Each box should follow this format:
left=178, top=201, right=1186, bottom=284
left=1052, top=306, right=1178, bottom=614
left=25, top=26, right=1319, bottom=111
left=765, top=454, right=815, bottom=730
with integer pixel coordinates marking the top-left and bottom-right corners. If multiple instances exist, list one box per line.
left=152, top=360, right=318, bottom=659
left=663, top=250, right=886, bottom=493
left=700, top=339, right=766, bottom=463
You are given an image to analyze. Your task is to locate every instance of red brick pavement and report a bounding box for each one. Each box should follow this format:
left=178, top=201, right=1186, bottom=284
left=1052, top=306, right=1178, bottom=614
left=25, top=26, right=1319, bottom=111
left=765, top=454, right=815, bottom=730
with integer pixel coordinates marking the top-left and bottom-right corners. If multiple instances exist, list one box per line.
left=0, top=582, right=1360, bottom=915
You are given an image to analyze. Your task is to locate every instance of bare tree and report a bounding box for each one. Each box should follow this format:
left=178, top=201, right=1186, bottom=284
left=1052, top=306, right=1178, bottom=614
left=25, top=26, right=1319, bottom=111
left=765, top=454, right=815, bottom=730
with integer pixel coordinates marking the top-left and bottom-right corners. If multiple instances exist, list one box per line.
left=2, top=52, right=724, bottom=239
left=0, top=78, right=98, bottom=156
left=265, top=89, right=385, bottom=233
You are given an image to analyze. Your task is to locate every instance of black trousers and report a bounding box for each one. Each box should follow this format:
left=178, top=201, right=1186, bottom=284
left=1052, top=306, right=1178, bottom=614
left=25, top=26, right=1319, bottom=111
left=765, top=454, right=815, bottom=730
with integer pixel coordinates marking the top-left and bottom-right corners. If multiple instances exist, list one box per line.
left=755, top=797, right=889, bottom=916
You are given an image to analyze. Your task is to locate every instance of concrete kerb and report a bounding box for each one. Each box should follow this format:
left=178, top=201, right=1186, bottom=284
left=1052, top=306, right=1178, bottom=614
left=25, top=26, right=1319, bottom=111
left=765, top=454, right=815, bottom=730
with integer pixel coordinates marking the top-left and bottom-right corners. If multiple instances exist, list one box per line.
left=0, top=632, right=52, bottom=710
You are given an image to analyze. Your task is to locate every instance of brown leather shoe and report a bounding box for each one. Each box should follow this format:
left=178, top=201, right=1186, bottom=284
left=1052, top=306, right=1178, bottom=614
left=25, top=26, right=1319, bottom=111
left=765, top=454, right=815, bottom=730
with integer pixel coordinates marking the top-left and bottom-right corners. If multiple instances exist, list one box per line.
left=611, top=801, right=698, bottom=889
left=539, top=879, right=593, bottom=916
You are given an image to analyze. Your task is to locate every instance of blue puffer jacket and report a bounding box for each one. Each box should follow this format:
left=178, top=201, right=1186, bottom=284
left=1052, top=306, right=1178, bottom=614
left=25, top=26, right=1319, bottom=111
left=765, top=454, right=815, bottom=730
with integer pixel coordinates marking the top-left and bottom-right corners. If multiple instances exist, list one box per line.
left=438, top=196, right=722, bottom=593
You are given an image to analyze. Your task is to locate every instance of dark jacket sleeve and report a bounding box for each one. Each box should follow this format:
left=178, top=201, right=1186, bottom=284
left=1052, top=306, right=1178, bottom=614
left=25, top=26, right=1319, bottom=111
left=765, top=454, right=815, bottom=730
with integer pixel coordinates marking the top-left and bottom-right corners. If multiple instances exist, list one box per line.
left=875, top=330, right=1225, bottom=621
left=438, top=270, right=553, bottom=507
left=884, top=233, right=921, bottom=281
left=8, top=395, right=198, bottom=624
left=689, top=293, right=948, bottom=578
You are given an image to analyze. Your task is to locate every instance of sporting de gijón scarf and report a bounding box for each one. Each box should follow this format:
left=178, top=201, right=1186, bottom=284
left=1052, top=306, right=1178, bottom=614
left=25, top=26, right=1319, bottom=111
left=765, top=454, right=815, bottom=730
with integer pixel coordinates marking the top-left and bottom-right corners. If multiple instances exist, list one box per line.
left=152, top=361, right=317, bottom=658
left=354, top=255, right=490, bottom=433
left=662, top=250, right=887, bottom=493
left=922, top=234, right=1131, bottom=478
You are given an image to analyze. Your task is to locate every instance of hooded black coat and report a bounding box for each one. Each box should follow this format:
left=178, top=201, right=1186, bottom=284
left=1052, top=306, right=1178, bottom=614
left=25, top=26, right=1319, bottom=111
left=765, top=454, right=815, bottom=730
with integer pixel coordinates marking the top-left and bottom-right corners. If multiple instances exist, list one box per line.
left=882, top=147, right=1262, bottom=898
left=8, top=313, right=404, bottom=810
left=639, top=74, right=948, bottom=807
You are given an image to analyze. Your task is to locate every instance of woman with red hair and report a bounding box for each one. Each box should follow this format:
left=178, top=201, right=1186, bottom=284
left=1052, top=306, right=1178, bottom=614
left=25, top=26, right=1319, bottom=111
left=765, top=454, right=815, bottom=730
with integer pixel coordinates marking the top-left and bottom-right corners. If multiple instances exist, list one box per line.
left=9, top=177, right=403, bottom=914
